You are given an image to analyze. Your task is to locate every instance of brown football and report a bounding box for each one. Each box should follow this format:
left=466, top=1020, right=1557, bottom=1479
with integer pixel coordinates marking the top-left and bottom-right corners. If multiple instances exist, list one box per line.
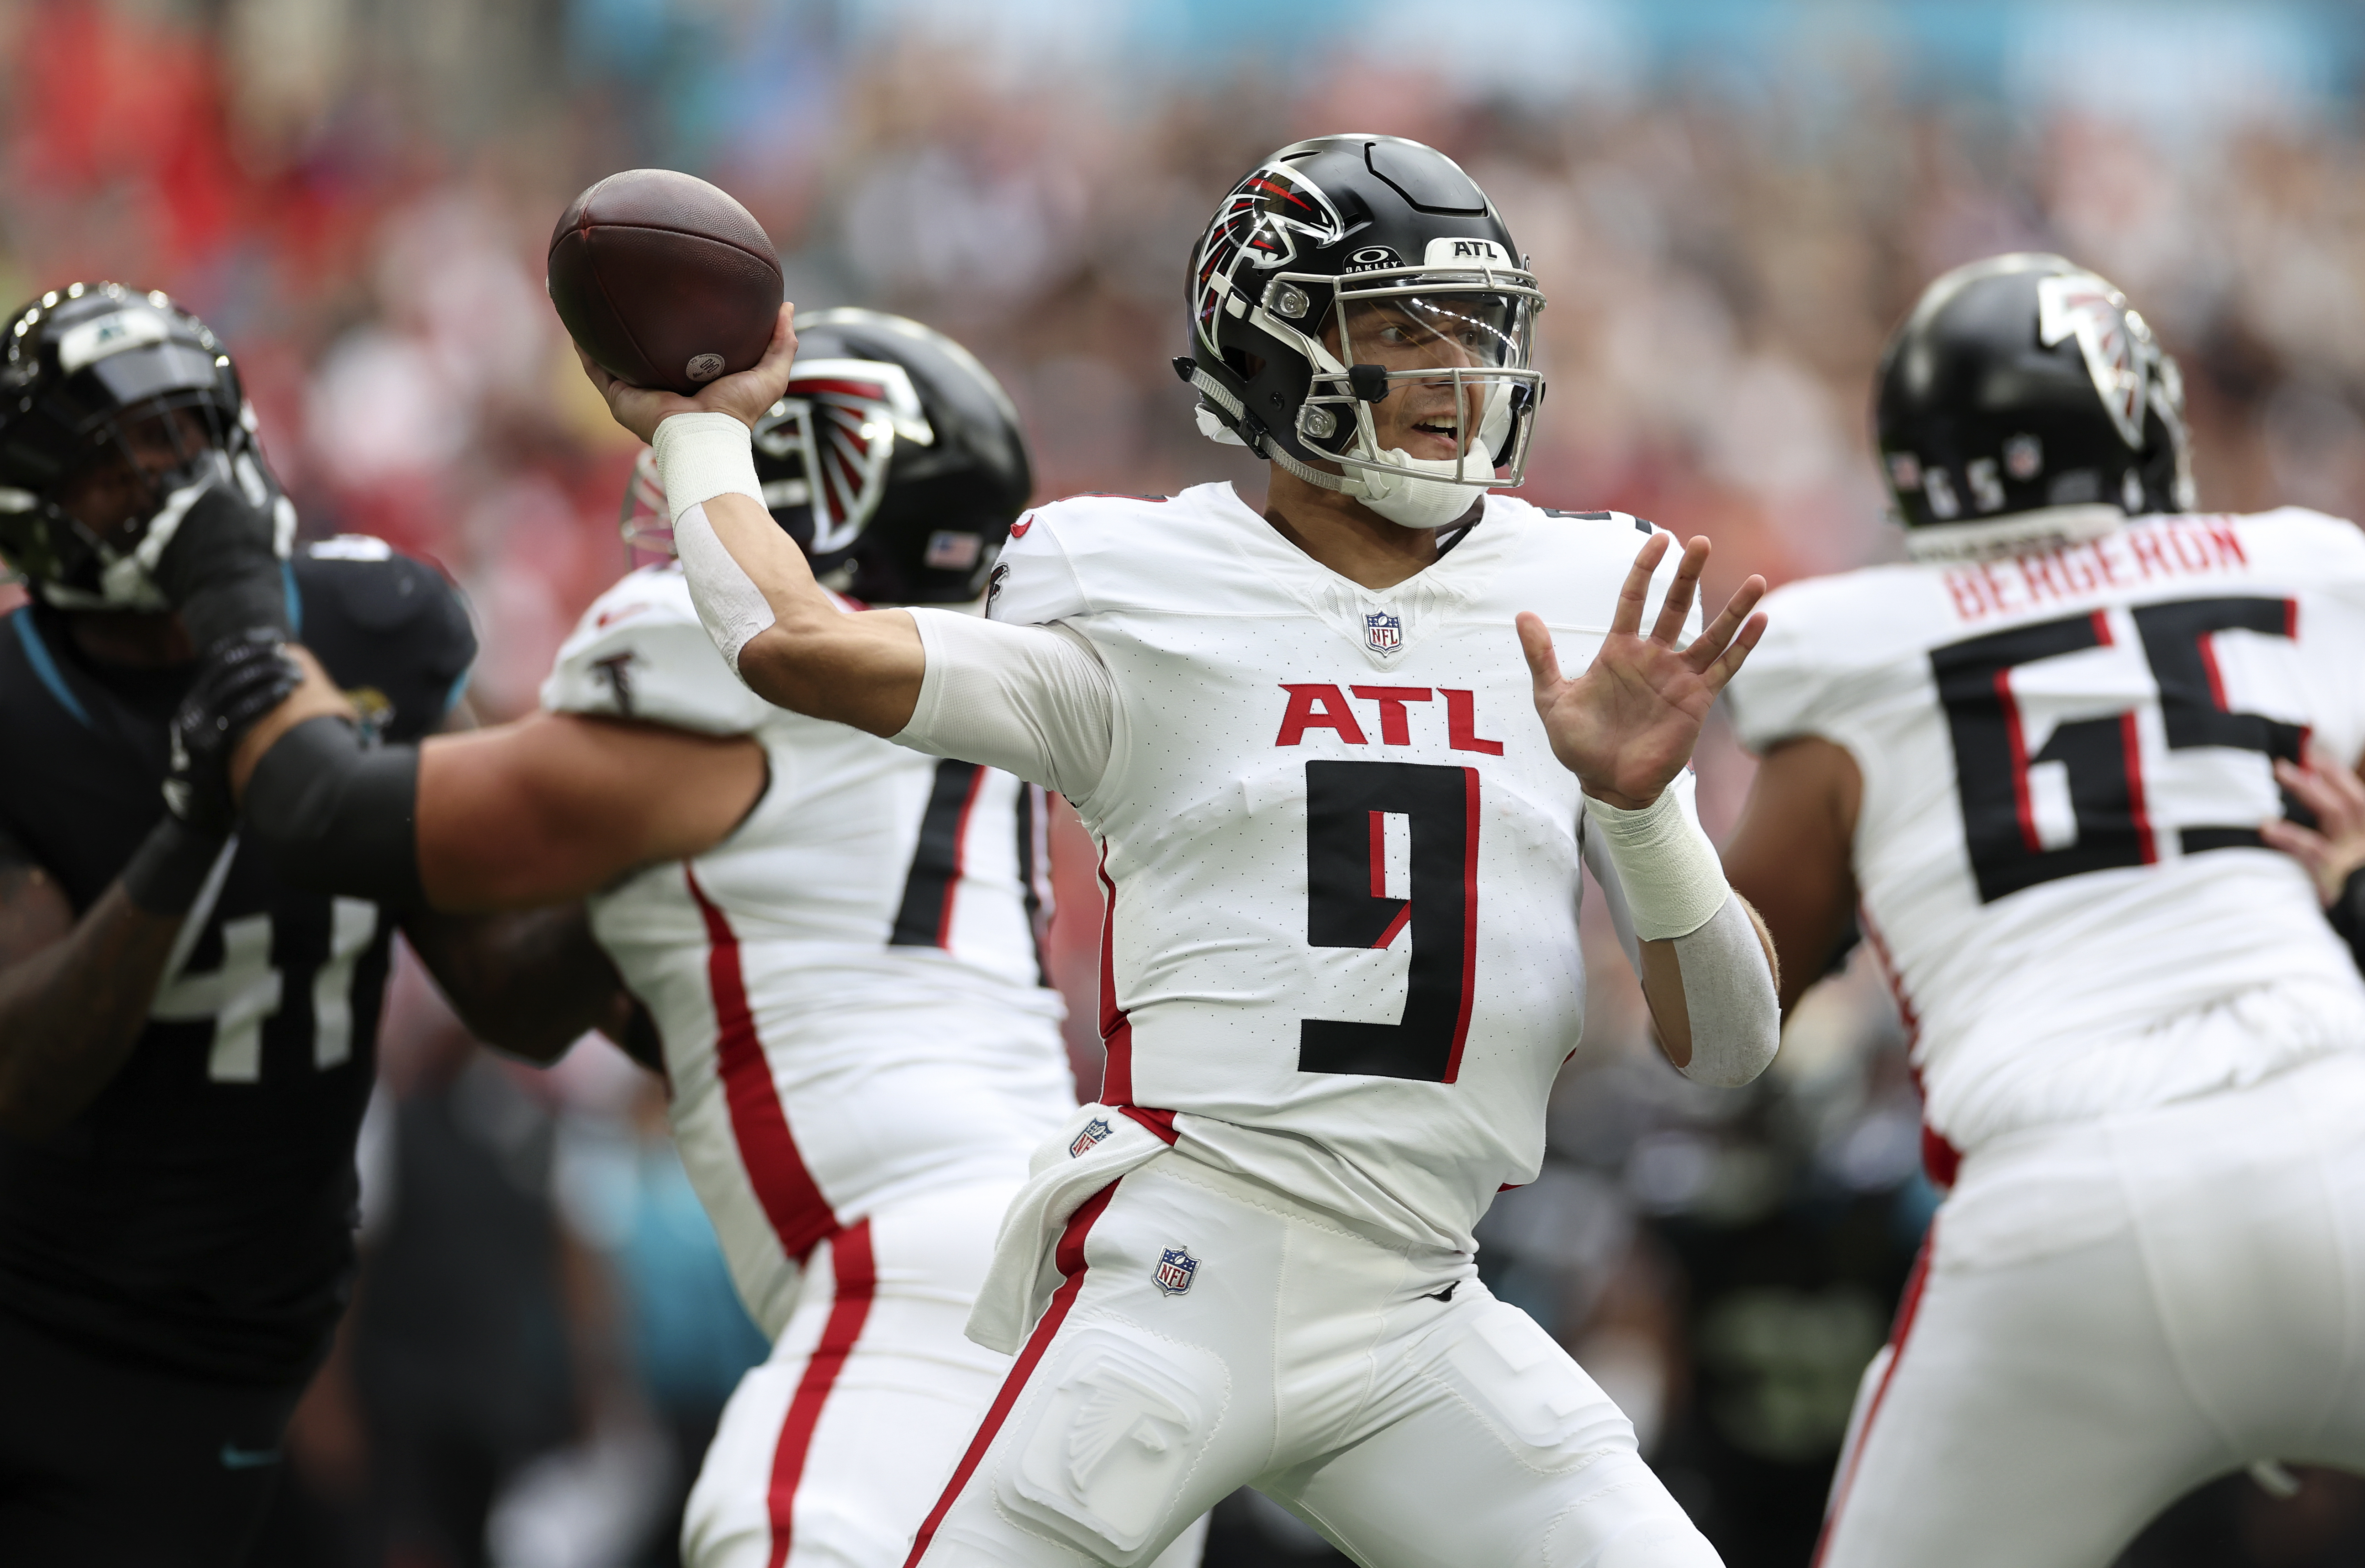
left=547, top=169, right=783, bottom=396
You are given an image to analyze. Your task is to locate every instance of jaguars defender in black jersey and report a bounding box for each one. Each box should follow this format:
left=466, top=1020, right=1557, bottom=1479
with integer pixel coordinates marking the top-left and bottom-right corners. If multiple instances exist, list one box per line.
left=0, top=283, right=627, bottom=1567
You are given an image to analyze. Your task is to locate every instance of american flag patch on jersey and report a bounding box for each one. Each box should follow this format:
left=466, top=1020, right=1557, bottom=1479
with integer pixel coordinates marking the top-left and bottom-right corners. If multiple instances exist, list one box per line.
left=1364, top=611, right=1402, bottom=652
left=1070, top=1117, right=1113, bottom=1158
left=1154, top=1247, right=1198, bottom=1296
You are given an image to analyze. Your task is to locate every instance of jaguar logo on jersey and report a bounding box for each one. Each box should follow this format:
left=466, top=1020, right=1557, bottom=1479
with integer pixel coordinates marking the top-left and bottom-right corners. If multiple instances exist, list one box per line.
left=750, top=358, right=936, bottom=556
left=2038, top=272, right=2150, bottom=450
left=1193, top=163, right=1348, bottom=349
left=1070, top=1117, right=1112, bottom=1158
left=1364, top=610, right=1403, bottom=653
left=344, top=686, right=395, bottom=745
left=1154, top=1247, right=1198, bottom=1296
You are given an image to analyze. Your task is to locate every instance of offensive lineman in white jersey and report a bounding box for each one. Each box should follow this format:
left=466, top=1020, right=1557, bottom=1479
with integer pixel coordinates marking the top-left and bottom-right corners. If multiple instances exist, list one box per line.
left=1719, top=253, right=2365, bottom=1567
left=181, top=312, right=1206, bottom=1567
left=584, top=135, right=1784, bottom=1567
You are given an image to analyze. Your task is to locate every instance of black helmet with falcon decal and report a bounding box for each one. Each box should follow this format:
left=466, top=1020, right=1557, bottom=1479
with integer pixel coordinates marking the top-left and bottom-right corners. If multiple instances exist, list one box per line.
left=1175, top=134, right=1546, bottom=530
left=624, top=308, right=1032, bottom=605
left=1875, top=253, right=2195, bottom=562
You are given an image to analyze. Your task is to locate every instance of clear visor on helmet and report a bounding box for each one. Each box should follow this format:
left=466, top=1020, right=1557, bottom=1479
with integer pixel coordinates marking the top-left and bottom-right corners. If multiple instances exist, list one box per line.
left=1270, top=262, right=1544, bottom=490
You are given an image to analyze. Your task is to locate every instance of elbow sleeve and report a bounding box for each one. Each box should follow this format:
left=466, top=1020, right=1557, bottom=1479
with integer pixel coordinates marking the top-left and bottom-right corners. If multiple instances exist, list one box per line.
left=896, top=610, right=1115, bottom=800
left=243, top=716, right=426, bottom=906
left=1672, top=894, right=1781, bottom=1088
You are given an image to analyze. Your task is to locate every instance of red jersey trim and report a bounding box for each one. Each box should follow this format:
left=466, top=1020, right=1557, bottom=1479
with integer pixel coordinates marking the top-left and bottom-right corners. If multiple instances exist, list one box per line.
left=687, top=868, right=839, bottom=1262
left=1095, top=842, right=1134, bottom=1103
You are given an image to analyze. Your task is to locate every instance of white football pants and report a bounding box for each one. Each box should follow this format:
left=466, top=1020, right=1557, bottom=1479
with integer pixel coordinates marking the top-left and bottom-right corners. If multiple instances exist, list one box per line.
left=1820, top=1048, right=2365, bottom=1568
left=903, top=1153, right=1720, bottom=1568
left=683, top=1180, right=1207, bottom=1568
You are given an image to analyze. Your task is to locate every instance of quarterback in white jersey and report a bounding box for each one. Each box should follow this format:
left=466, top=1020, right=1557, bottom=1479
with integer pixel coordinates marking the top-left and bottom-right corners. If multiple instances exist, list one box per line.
left=587, top=136, right=1784, bottom=1568
left=1722, top=254, right=2365, bottom=1568
left=219, top=312, right=1207, bottom=1568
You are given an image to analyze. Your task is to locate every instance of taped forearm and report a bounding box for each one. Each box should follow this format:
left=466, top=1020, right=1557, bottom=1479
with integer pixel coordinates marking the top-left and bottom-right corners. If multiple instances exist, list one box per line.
left=243, top=717, right=425, bottom=905
left=1670, top=894, right=1780, bottom=1087
left=896, top=610, right=1116, bottom=800
left=1584, top=786, right=1729, bottom=940
left=655, top=414, right=772, bottom=679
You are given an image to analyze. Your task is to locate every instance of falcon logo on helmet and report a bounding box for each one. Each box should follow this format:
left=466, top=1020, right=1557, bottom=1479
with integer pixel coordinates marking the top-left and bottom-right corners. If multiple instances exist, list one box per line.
left=1174, top=136, right=1547, bottom=532
left=754, top=359, right=934, bottom=557
left=1874, top=253, right=2196, bottom=563
left=2038, top=271, right=2150, bottom=449
left=618, top=308, right=1035, bottom=609
left=1194, top=163, right=1350, bottom=342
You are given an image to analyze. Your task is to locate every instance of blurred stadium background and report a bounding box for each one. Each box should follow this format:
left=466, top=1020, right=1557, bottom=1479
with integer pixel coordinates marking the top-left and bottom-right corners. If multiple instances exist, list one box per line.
left=8, top=0, right=2365, bottom=1563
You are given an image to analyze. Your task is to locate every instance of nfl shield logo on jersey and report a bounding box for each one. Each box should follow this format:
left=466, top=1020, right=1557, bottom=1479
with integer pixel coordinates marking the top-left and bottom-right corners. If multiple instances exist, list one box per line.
left=1154, top=1247, right=1198, bottom=1296
left=1364, top=611, right=1402, bottom=653
left=1069, top=1117, right=1112, bottom=1158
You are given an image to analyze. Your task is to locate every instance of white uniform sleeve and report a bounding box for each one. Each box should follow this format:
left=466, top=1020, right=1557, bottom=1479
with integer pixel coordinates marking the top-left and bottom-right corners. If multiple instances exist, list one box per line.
left=1581, top=772, right=1779, bottom=1087
left=985, top=507, right=1091, bottom=626
left=895, top=609, right=1117, bottom=801
left=541, top=569, right=773, bottom=736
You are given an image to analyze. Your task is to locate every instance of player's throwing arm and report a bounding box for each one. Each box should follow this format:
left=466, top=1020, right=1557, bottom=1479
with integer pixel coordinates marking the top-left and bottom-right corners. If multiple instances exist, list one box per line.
left=576, top=306, right=936, bottom=737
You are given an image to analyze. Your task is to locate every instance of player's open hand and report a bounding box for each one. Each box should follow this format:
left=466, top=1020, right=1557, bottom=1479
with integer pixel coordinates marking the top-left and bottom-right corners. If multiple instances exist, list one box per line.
left=2262, top=744, right=2365, bottom=906
left=579, top=302, right=799, bottom=445
left=1518, top=532, right=1766, bottom=809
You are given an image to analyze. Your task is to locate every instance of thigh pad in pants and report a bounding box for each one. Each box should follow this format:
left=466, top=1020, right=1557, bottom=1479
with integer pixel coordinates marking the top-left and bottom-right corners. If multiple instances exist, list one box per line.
left=995, top=1319, right=1229, bottom=1566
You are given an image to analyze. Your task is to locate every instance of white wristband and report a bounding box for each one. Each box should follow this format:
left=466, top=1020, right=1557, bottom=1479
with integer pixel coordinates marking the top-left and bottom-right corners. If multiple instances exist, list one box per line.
left=651, top=411, right=763, bottom=525
left=1584, top=786, right=1730, bottom=941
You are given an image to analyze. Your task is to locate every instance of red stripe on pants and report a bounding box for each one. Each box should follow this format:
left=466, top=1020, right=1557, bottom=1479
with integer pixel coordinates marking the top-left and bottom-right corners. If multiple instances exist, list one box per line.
left=902, top=1182, right=1119, bottom=1567
left=687, top=869, right=838, bottom=1261
left=1812, top=1228, right=1936, bottom=1568
left=765, top=1221, right=877, bottom=1568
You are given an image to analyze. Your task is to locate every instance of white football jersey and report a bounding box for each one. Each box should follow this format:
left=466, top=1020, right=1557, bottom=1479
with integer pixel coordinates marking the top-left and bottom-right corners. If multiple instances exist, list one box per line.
left=542, top=566, right=1074, bottom=1334
left=1726, top=509, right=2365, bottom=1158
left=982, top=481, right=1693, bottom=1257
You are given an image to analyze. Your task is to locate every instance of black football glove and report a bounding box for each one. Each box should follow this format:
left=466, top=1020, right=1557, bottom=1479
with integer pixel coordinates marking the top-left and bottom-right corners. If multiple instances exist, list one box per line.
left=164, top=632, right=303, bottom=838
left=148, top=469, right=294, bottom=651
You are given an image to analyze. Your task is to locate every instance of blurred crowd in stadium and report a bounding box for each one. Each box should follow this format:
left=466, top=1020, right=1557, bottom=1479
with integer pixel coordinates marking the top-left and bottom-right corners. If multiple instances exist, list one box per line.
left=10, top=0, right=2365, bottom=1563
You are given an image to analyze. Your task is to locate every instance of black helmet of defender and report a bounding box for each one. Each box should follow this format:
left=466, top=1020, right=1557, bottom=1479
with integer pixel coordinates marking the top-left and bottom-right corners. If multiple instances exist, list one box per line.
left=0, top=281, right=291, bottom=609
left=624, top=308, right=1031, bottom=605
left=1175, top=134, right=1546, bottom=530
left=1875, top=253, right=2194, bottom=561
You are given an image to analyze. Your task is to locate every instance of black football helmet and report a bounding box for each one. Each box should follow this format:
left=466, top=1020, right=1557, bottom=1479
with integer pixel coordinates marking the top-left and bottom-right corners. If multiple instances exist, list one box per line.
left=624, top=308, right=1031, bottom=605
left=0, top=281, right=292, bottom=609
left=1875, top=253, right=2195, bottom=561
left=1175, top=134, right=1545, bottom=529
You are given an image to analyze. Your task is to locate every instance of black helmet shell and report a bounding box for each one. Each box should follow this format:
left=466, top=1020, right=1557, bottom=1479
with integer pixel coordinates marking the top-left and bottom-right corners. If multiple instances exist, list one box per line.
left=1875, top=253, right=2194, bottom=560
left=0, top=281, right=279, bottom=606
left=1177, top=134, right=1545, bottom=499
left=754, top=308, right=1031, bottom=605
